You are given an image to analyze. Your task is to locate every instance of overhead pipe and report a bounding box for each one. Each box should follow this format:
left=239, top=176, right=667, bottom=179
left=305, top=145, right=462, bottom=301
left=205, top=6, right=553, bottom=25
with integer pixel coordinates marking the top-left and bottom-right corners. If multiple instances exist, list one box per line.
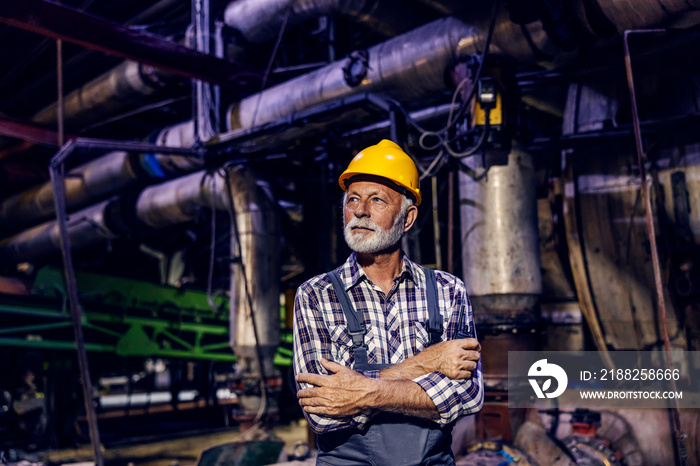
left=224, top=0, right=430, bottom=43
left=225, top=0, right=700, bottom=134
left=225, top=7, right=581, bottom=132
left=575, top=0, right=700, bottom=36
left=0, top=120, right=200, bottom=233
left=32, top=60, right=178, bottom=131
left=226, top=15, right=488, bottom=131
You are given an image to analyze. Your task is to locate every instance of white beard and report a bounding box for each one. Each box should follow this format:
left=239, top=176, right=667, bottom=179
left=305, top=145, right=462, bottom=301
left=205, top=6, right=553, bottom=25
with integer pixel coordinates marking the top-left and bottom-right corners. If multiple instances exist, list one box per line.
left=344, top=213, right=405, bottom=254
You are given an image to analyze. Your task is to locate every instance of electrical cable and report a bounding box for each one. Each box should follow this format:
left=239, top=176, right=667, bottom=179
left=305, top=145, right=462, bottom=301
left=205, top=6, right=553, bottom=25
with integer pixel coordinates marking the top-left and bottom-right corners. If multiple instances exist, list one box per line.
left=250, top=4, right=293, bottom=129
left=384, top=0, right=501, bottom=168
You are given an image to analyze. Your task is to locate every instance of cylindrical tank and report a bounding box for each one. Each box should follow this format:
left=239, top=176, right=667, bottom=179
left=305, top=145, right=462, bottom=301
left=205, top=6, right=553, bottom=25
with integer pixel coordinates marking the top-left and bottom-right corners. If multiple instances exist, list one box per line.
left=459, top=146, right=542, bottom=387
left=459, top=146, right=542, bottom=313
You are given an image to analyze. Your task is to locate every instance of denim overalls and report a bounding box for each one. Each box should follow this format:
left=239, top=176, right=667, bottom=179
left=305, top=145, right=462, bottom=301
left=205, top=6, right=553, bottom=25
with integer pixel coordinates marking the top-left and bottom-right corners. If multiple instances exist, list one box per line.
left=316, top=268, right=455, bottom=466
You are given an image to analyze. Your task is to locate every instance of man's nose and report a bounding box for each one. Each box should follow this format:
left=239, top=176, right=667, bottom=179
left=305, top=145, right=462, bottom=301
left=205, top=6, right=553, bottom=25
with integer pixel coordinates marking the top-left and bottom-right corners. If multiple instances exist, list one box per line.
left=353, top=199, right=369, bottom=217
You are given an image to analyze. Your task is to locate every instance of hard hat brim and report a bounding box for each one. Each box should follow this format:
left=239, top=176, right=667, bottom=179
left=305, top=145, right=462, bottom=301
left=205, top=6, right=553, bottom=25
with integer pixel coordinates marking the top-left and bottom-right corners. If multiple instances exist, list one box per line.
left=341, top=173, right=420, bottom=205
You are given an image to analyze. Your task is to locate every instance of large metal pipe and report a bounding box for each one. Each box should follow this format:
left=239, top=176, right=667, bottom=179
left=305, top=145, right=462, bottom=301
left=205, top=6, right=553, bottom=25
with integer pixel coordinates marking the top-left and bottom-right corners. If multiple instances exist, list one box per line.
left=224, top=0, right=427, bottom=43
left=575, top=0, right=700, bottom=36
left=0, top=201, right=115, bottom=263
left=32, top=60, right=177, bottom=130
left=226, top=16, right=497, bottom=131
left=0, top=120, right=199, bottom=232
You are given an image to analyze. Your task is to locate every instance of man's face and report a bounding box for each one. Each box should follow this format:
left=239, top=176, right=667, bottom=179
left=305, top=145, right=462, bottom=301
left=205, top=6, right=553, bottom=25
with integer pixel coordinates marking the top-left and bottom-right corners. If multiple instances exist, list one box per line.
left=343, top=181, right=408, bottom=254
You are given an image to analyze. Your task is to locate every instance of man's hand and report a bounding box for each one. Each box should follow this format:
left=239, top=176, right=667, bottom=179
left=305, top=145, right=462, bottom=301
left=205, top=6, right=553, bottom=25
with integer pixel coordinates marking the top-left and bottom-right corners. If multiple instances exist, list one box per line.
left=417, top=338, right=481, bottom=379
left=296, top=358, right=377, bottom=417
left=382, top=338, right=481, bottom=381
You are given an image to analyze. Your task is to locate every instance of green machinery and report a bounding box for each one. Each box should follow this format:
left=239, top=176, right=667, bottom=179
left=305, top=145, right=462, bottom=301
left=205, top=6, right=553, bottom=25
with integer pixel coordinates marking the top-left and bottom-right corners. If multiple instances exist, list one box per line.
left=0, top=266, right=292, bottom=365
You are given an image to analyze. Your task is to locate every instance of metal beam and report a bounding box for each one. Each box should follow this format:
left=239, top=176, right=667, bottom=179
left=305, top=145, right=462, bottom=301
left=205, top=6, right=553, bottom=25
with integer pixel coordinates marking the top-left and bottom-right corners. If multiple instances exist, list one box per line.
left=0, top=0, right=261, bottom=88
left=0, top=114, right=75, bottom=147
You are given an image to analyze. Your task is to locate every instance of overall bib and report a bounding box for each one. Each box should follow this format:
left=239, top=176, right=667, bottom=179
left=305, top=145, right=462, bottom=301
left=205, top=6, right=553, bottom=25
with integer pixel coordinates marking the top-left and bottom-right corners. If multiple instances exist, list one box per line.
left=316, top=268, right=455, bottom=466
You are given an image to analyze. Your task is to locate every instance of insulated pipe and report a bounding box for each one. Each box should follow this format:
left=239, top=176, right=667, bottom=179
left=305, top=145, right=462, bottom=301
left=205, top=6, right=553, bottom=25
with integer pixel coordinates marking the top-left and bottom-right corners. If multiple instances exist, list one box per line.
left=32, top=60, right=177, bottom=131
left=133, top=166, right=281, bottom=370
left=225, top=12, right=563, bottom=132
left=576, top=0, right=700, bottom=36
left=224, top=0, right=426, bottom=43
left=0, top=120, right=199, bottom=232
left=227, top=16, right=488, bottom=131
left=0, top=201, right=116, bottom=263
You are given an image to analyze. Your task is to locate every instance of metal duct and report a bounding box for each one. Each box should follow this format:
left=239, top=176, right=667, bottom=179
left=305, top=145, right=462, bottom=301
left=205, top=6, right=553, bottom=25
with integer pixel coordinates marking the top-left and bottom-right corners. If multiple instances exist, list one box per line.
left=0, top=201, right=116, bottom=263
left=224, top=0, right=426, bottom=43
left=576, top=0, right=700, bottom=36
left=133, top=166, right=281, bottom=368
left=459, top=146, right=542, bottom=313
left=0, top=120, right=200, bottom=232
left=32, top=60, right=177, bottom=130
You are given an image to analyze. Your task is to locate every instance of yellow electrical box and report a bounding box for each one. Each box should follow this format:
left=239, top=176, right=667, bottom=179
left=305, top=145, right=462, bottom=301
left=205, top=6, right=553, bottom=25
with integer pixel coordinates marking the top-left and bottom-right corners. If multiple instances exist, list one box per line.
left=474, top=91, right=502, bottom=126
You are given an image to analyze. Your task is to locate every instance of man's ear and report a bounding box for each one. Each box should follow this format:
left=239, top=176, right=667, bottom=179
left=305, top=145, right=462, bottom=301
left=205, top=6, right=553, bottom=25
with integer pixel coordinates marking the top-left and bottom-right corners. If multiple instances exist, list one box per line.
left=403, top=205, right=418, bottom=232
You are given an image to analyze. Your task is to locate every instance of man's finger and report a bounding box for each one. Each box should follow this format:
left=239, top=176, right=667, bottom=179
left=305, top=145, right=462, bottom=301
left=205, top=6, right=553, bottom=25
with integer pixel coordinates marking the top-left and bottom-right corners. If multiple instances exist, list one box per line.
left=462, top=350, right=481, bottom=361
left=297, top=387, right=318, bottom=398
left=296, top=372, right=328, bottom=386
left=457, top=338, right=481, bottom=350
left=320, top=358, right=345, bottom=373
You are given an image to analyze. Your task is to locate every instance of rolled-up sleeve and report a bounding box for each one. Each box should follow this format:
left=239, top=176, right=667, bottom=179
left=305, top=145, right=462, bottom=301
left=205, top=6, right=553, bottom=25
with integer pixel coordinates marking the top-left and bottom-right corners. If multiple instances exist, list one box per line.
left=413, top=275, right=484, bottom=426
left=292, top=279, right=372, bottom=434
left=413, top=361, right=483, bottom=426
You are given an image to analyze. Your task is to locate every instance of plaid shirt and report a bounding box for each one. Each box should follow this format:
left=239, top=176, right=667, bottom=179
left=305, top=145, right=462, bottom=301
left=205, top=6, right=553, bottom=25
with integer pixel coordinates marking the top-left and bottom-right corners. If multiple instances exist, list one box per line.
left=293, top=252, right=483, bottom=434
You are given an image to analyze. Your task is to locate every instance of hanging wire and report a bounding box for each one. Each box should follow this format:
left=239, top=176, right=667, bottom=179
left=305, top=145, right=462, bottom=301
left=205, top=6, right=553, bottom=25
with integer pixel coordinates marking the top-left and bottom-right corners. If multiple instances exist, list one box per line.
left=250, top=3, right=294, bottom=128
left=385, top=0, right=501, bottom=170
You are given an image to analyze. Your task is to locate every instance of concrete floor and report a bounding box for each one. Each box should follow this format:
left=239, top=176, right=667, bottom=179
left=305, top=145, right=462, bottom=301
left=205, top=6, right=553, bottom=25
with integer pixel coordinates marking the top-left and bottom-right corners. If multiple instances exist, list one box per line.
left=39, top=420, right=312, bottom=466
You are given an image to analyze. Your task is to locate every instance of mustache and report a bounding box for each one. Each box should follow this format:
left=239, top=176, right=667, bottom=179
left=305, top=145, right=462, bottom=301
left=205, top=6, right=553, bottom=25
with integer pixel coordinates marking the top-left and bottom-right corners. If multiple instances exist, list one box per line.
left=346, top=217, right=379, bottom=231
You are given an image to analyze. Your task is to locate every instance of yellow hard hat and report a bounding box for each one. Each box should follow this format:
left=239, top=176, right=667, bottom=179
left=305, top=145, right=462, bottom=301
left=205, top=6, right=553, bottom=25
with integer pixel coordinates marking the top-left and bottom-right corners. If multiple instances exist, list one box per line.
left=338, top=139, right=421, bottom=205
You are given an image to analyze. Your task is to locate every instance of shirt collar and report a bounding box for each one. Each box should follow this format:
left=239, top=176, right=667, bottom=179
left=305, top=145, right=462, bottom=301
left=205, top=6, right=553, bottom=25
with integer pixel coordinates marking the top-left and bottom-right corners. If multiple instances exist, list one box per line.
left=338, top=251, right=421, bottom=290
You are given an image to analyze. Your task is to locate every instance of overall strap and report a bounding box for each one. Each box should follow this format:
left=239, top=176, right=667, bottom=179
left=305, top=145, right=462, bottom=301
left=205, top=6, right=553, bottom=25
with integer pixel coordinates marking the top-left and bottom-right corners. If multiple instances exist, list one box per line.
left=423, top=267, right=442, bottom=345
left=327, top=270, right=368, bottom=366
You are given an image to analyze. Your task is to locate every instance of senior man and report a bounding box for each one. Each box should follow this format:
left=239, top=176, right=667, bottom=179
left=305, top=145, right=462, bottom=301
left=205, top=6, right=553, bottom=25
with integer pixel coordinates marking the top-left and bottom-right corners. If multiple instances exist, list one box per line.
left=293, top=139, right=483, bottom=465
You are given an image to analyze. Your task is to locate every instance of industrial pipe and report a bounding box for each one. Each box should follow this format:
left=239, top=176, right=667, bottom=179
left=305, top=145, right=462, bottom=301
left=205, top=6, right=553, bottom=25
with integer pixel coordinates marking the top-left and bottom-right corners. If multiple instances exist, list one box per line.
left=224, top=0, right=428, bottom=43
left=226, top=15, right=502, bottom=131
left=32, top=60, right=178, bottom=131
left=0, top=120, right=200, bottom=232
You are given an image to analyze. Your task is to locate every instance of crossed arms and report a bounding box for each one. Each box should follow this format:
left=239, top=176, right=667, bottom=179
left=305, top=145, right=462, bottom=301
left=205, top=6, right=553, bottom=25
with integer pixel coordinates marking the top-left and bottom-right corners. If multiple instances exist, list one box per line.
left=292, top=277, right=484, bottom=434
left=296, top=338, right=482, bottom=421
